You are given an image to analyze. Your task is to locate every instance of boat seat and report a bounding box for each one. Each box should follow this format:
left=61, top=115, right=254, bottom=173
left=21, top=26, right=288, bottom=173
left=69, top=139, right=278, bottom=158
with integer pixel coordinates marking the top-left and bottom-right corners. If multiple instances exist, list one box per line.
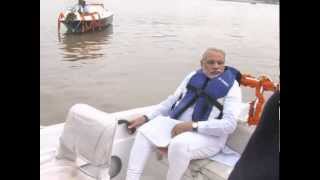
left=112, top=105, right=255, bottom=180
left=155, top=122, right=255, bottom=180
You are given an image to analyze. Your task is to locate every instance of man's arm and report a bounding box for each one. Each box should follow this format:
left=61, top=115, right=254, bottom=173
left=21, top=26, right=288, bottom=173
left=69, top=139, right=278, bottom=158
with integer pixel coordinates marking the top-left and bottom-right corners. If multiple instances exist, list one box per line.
left=128, top=71, right=196, bottom=130
left=197, top=81, right=242, bottom=136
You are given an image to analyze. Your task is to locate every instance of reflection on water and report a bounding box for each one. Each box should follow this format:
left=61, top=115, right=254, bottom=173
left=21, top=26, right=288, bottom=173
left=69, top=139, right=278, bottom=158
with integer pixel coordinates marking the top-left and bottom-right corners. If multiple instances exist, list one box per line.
left=59, top=25, right=113, bottom=61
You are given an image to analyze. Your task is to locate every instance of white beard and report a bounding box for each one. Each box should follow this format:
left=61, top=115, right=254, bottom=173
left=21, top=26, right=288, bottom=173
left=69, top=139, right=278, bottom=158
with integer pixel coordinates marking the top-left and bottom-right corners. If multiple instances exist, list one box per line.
left=208, top=72, right=222, bottom=79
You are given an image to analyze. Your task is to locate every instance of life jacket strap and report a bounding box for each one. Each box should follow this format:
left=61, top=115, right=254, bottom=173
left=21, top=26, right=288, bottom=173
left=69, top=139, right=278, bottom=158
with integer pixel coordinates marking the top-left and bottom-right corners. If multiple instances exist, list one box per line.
left=187, top=84, right=224, bottom=119
left=171, top=95, right=197, bottom=119
left=170, top=93, right=183, bottom=111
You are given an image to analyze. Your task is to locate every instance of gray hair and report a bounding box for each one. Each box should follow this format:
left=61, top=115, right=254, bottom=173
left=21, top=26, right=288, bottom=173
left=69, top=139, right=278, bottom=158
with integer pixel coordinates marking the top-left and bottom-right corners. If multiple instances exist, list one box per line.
left=201, top=48, right=226, bottom=62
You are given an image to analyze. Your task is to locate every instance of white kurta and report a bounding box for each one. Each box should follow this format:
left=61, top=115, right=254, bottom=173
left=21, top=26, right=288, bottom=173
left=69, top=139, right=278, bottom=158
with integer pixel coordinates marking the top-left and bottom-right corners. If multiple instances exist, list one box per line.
left=139, top=70, right=242, bottom=150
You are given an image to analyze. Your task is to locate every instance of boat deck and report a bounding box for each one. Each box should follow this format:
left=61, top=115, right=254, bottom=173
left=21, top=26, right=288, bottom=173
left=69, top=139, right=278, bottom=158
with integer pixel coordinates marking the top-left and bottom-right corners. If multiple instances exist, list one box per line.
left=41, top=104, right=255, bottom=180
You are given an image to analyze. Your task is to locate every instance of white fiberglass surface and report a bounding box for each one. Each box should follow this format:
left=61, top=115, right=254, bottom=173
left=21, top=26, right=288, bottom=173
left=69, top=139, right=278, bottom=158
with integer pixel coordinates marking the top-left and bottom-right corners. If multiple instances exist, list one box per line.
left=41, top=159, right=94, bottom=180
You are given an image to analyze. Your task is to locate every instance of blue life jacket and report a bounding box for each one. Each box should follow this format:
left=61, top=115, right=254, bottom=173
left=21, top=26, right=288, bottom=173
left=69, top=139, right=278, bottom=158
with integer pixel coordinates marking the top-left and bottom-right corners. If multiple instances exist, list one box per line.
left=169, top=66, right=241, bottom=121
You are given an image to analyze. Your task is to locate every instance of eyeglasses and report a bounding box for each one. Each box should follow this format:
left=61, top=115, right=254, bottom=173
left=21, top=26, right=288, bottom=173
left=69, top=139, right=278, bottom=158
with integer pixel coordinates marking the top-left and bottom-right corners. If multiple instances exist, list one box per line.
left=204, top=59, right=225, bottom=65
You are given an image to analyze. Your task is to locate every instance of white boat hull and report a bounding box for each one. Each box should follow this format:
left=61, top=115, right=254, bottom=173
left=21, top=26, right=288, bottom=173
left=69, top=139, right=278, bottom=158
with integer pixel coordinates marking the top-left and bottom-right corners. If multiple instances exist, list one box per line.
left=40, top=104, right=255, bottom=180
left=58, top=4, right=113, bottom=33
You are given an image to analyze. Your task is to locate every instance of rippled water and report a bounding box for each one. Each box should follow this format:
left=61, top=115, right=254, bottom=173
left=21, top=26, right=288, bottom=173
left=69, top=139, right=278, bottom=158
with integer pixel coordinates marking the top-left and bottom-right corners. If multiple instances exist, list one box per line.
left=40, top=0, right=279, bottom=125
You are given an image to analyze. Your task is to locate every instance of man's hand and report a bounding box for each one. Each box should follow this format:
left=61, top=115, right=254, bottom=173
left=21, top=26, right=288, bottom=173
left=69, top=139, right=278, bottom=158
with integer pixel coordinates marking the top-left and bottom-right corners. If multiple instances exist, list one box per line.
left=128, top=116, right=148, bottom=130
left=171, top=122, right=193, bottom=137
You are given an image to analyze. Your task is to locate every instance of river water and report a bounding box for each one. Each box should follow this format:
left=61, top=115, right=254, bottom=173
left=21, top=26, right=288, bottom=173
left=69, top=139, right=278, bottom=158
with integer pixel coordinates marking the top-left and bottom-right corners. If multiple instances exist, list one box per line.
left=40, top=0, right=279, bottom=125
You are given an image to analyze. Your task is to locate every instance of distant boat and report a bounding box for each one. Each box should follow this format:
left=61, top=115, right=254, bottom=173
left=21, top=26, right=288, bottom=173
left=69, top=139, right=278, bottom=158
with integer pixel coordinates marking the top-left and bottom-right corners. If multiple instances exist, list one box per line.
left=58, top=1, right=113, bottom=33
left=250, top=1, right=257, bottom=4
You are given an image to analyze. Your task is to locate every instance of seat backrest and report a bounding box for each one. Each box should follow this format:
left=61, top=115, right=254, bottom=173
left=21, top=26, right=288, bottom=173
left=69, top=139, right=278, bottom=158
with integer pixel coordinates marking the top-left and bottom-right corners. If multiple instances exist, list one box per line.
left=226, top=122, right=256, bottom=154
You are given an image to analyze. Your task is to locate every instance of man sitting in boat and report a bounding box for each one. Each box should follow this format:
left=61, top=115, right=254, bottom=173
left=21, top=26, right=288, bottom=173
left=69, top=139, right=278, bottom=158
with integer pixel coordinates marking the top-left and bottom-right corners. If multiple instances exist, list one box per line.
left=126, top=48, right=242, bottom=180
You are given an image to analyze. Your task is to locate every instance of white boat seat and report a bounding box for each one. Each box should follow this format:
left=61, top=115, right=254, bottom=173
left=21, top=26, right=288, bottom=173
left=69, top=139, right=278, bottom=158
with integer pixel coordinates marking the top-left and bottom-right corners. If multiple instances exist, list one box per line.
left=113, top=105, right=255, bottom=180
left=155, top=122, right=255, bottom=180
left=56, top=104, right=118, bottom=179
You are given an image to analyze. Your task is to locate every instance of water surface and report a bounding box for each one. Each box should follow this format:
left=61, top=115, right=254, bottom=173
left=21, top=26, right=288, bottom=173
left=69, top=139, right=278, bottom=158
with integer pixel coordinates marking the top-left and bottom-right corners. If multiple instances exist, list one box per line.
left=40, top=0, right=279, bottom=125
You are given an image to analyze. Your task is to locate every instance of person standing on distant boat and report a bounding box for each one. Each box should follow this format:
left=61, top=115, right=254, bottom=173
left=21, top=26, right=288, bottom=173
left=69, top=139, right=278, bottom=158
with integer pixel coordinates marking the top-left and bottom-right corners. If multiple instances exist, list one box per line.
left=77, top=0, right=89, bottom=14
left=126, top=48, right=242, bottom=180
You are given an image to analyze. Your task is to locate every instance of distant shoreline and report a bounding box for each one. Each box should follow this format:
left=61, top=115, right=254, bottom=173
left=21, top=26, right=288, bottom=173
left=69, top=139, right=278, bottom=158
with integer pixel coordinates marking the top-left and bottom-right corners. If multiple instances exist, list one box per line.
left=217, top=0, right=279, bottom=5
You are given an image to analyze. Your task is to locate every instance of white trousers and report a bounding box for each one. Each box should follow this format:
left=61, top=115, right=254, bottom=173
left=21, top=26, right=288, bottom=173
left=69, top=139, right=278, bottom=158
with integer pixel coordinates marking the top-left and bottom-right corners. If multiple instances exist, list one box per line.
left=126, top=131, right=221, bottom=180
